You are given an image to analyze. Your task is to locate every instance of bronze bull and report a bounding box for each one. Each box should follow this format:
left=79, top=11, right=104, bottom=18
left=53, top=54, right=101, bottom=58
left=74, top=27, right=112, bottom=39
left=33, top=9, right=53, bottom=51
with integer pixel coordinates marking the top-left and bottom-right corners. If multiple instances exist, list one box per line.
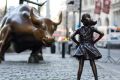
left=0, top=4, right=62, bottom=63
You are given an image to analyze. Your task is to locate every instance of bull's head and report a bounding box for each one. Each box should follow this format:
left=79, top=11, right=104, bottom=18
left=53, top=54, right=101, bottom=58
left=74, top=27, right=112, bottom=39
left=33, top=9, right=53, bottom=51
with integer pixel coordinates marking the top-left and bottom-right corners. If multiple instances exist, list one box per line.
left=30, top=8, right=62, bottom=46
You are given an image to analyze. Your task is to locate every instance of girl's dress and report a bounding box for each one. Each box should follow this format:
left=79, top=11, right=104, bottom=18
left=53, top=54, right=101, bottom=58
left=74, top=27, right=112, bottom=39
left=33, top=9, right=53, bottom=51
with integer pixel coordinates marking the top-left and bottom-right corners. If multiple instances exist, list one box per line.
left=73, top=26, right=102, bottom=60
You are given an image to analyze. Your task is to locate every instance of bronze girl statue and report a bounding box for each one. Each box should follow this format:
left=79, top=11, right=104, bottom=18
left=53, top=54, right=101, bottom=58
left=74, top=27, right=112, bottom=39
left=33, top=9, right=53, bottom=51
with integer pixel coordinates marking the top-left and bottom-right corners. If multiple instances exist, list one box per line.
left=71, top=13, right=104, bottom=80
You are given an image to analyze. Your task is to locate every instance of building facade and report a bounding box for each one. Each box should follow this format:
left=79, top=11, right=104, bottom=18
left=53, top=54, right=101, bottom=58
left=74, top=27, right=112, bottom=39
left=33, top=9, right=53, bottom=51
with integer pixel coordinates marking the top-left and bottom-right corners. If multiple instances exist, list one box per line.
left=112, top=0, right=120, bottom=26
left=81, top=0, right=120, bottom=27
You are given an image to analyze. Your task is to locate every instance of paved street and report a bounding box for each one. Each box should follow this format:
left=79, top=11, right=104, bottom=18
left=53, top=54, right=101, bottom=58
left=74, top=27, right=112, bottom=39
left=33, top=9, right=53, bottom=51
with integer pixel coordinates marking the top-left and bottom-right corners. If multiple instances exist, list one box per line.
left=97, top=48, right=120, bottom=62
left=0, top=48, right=120, bottom=80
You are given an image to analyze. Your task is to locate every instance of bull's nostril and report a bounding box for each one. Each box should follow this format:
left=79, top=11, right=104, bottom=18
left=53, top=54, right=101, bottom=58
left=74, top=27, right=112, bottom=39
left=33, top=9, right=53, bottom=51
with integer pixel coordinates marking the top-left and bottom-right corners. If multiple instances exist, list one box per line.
left=47, top=37, right=54, bottom=40
left=48, top=38, right=54, bottom=42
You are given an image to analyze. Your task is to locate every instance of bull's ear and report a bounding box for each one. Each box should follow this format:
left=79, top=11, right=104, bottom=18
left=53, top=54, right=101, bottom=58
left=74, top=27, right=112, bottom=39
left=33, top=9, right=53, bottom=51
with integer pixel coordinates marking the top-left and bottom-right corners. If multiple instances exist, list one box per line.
left=53, top=12, right=62, bottom=26
left=30, top=8, right=40, bottom=24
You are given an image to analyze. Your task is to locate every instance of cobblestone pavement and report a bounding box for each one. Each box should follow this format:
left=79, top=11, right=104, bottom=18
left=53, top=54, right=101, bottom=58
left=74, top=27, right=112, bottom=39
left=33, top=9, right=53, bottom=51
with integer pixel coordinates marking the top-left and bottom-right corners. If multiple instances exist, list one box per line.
left=0, top=49, right=119, bottom=80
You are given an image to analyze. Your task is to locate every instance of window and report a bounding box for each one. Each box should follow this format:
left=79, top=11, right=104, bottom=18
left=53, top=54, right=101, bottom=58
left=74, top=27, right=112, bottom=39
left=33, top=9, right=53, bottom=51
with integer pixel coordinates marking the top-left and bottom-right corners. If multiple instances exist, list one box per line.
left=84, top=0, right=88, bottom=6
left=105, top=17, right=109, bottom=26
left=97, top=18, right=101, bottom=26
left=90, top=0, right=94, bottom=5
left=107, top=29, right=115, bottom=34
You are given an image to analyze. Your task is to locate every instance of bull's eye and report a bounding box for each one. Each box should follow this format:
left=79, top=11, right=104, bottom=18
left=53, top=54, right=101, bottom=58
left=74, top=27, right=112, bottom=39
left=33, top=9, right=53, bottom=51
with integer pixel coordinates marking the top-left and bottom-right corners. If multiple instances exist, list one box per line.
left=52, top=26, right=54, bottom=30
left=42, top=26, right=46, bottom=30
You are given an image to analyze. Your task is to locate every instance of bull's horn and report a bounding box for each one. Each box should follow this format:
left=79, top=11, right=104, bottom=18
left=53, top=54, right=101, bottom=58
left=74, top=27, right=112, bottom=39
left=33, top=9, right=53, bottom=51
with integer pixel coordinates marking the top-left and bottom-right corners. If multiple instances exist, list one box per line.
left=24, top=0, right=47, bottom=7
left=30, top=8, right=40, bottom=23
left=54, top=12, right=62, bottom=26
left=40, top=1, right=47, bottom=7
left=3, top=0, right=7, bottom=16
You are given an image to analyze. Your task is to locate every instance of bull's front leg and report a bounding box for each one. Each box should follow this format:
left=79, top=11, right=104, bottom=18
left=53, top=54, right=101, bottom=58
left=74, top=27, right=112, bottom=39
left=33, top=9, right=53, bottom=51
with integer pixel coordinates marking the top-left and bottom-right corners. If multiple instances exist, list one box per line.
left=28, top=48, right=43, bottom=63
left=38, top=47, right=43, bottom=60
left=0, top=25, right=11, bottom=63
left=0, top=39, right=11, bottom=61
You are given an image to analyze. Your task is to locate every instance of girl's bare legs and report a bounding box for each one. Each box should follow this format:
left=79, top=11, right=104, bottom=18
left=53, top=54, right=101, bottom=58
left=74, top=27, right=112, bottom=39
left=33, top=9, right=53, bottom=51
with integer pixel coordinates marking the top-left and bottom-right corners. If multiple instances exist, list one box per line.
left=90, top=59, right=98, bottom=80
left=77, top=58, right=84, bottom=80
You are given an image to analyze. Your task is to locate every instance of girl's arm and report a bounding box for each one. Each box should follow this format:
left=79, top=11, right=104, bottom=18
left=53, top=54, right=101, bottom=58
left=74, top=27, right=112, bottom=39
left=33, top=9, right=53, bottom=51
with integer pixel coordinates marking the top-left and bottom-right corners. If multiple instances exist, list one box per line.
left=71, top=29, right=80, bottom=45
left=93, top=27, right=104, bottom=44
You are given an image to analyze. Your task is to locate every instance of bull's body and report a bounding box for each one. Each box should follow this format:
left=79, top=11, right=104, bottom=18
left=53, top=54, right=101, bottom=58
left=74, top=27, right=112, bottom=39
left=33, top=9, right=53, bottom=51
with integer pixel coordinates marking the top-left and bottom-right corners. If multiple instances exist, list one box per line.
left=0, top=4, right=62, bottom=63
left=4, top=5, right=43, bottom=53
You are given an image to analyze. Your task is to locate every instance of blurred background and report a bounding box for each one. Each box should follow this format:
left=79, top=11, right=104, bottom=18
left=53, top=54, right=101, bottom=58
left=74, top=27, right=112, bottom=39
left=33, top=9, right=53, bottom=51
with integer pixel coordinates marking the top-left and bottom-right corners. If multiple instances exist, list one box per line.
left=1, top=0, right=119, bottom=47
left=0, top=0, right=120, bottom=80
left=1, top=0, right=120, bottom=55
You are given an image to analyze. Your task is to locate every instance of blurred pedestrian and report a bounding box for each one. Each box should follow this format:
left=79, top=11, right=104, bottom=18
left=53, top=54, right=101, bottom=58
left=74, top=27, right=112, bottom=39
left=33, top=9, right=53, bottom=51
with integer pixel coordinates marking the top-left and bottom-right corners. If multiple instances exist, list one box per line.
left=71, top=13, right=104, bottom=80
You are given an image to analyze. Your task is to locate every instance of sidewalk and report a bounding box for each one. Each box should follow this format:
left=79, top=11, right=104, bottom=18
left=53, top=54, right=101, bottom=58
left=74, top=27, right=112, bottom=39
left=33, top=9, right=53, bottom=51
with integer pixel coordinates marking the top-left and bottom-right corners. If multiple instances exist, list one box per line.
left=97, top=47, right=120, bottom=79
left=0, top=48, right=119, bottom=80
left=45, top=48, right=120, bottom=80
left=96, top=62, right=120, bottom=79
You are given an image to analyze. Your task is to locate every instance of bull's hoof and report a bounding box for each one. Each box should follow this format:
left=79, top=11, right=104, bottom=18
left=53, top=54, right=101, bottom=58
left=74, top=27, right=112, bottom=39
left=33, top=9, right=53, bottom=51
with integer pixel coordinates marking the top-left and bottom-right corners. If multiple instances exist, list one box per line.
left=28, top=56, right=39, bottom=63
left=1, top=57, right=5, bottom=61
left=38, top=55, right=43, bottom=61
left=0, top=59, right=1, bottom=63
left=0, top=57, right=4, bottom=63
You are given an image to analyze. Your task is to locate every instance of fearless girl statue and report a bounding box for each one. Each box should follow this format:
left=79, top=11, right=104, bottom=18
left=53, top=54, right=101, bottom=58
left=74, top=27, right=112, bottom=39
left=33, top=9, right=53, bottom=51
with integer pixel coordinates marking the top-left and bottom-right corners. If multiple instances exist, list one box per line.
left=71, top=13, right=104, bottom=80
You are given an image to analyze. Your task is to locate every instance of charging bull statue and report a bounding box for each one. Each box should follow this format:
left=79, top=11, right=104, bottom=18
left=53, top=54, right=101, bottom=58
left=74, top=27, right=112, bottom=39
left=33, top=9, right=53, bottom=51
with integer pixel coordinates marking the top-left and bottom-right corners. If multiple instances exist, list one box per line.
left=0, top=4, right=62, bottom=63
